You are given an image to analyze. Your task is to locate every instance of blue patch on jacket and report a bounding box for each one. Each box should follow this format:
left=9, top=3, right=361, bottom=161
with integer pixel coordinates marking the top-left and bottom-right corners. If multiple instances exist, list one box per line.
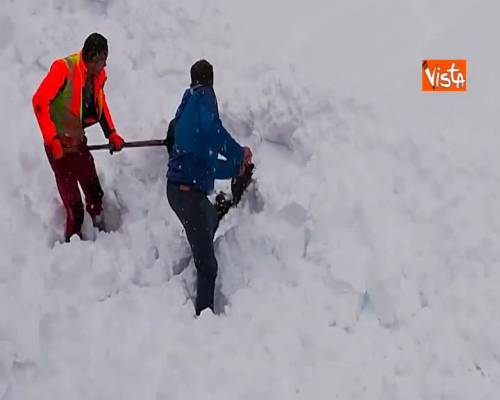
left=167, top=86, right=243, bottom=194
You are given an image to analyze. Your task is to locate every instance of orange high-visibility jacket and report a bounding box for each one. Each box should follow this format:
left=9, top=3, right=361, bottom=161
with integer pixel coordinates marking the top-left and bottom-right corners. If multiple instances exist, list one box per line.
left=32, top=51, right=116, bottom=146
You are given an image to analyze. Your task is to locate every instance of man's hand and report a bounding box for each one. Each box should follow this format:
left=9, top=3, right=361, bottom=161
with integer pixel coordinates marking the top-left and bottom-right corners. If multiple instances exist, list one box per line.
left=47, top=136, right=64, bottom=160
left=239, top=146, right=253, bottom=175
left=243, top=146, right=253, bottom=164
left=109, top=131, right=124, bottom=152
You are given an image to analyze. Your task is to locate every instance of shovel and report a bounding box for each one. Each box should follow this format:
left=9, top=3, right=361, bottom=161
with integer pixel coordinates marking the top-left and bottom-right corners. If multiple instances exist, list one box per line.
left=87, top=139, right=168, bottom=153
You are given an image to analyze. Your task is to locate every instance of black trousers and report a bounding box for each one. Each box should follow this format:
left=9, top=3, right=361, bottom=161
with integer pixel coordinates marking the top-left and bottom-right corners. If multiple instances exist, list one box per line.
left=167, top=182, right=220, bottom=315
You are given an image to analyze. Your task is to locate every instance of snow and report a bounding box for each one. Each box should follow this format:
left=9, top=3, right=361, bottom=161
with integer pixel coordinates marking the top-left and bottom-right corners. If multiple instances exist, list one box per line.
left=1, top=0, right=500, bottom=398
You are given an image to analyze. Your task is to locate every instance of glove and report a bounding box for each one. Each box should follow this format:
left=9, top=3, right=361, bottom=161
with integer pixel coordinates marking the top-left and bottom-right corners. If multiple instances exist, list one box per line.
left=47, top=136, right=64, bottom=160
left=239, top=146, right=253, bottom=176
left=243, top=146, right=253, bottom=164
left=109, top=131, right=124, bottom=152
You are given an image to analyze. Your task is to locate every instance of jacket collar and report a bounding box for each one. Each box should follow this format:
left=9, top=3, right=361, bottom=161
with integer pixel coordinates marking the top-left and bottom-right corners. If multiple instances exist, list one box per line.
left=189, top=84, right=214, bottom=96
left=190, top=84, right=204, bottom=94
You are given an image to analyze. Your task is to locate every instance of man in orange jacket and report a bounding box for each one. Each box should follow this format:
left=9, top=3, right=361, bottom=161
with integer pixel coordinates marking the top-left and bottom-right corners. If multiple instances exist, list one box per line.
left=33, top=33, right=125, bottom=242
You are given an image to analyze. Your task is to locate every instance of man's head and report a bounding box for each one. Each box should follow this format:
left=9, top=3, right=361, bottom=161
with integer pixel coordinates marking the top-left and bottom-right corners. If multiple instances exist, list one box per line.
left=82, top=33, right=108, bottom=76
left=190, top=59, right=213, bottom=87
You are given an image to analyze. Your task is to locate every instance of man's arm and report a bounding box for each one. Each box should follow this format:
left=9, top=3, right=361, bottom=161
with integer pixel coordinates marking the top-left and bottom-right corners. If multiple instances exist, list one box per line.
left=99, top=90, right=117, bottom=138
left=214, top=124, right=244, bottom=178
left=32, top=59, right=68, bottom=143
left=199, top=90, right=243, bottom=177
left=97, top=76, right=124, bottom=152
left=217, top=124, right=243, bottom=161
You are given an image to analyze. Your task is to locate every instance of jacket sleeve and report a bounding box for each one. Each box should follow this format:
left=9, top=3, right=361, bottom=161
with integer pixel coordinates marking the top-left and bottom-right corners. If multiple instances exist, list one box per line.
left=217, top=124, right=243, bottom=162
left=199, top=90, right=243, bottom=178
left=99, top=92, right=117, bottom=138
left=213, top=124, right=243, bottom=178
left=32, top=59, right=68, bottom=143
left=214, top=158, right=240, bottom=179
left=99, top=74, right=117, bottom=138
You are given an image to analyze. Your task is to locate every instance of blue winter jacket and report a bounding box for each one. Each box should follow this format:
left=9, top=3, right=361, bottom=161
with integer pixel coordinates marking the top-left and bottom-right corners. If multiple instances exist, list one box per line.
left=167, top=85, right=244, bottom=194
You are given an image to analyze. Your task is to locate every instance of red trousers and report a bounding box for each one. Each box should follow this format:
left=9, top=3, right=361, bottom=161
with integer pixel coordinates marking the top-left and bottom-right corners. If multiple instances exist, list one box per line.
left=46, top=145, right=104, bottom=241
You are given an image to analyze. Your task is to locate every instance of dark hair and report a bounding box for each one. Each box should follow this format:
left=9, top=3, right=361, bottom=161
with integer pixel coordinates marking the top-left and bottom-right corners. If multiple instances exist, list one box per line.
left=190, top=59, right=213, bottom=86
left=82, top=33, right=108, bottom=61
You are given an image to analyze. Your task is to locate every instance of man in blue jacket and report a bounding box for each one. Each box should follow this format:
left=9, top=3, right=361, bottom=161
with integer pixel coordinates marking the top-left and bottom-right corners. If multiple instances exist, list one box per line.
left=167, top=59, right=252, bottom=315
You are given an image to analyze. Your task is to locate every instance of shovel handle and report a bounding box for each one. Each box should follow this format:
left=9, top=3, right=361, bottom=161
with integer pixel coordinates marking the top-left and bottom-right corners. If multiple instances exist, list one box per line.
left=87, top=139, right=168, bottom=151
